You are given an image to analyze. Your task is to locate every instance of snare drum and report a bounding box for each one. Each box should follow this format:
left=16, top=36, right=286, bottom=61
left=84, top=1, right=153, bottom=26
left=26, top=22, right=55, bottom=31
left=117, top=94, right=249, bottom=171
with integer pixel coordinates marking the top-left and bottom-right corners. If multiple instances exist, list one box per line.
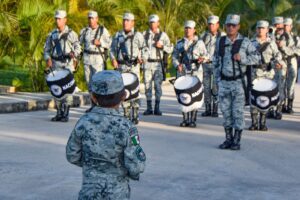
left=122, top=72, right=140, bottom=101
left=250, top=78, right=279, bottom=112
left=46, top=69, right=76, bottom=100
left=173, top=75, right=204, bottom=113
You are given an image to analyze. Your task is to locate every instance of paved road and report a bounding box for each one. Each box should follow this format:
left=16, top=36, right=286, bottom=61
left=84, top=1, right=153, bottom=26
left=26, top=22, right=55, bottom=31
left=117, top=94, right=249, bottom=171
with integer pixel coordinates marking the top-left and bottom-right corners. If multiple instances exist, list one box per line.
left=1, top=84, right=300, bottom=200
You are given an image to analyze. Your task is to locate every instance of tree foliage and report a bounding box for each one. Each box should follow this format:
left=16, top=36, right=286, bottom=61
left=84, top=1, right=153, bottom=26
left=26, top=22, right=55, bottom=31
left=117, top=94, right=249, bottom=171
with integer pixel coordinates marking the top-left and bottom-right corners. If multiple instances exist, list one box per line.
left=0, top=0, right=299, bottom=91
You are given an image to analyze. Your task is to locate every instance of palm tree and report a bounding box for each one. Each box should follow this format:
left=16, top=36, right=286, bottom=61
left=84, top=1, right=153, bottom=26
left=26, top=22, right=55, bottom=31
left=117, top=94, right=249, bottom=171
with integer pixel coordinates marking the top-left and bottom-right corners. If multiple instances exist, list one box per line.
left=0, top=0, right=19, bottom=61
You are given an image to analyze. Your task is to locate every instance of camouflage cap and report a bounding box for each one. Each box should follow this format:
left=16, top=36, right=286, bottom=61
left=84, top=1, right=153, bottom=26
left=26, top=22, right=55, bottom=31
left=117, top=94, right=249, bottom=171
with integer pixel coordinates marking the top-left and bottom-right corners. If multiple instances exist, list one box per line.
left=207, top=15, right=219, bottom=24
left=88, top=10, right=98, bottom=18
left=149, top=14, right=159, bottom=23
left=225, top=14, right=240, bottom=25
left=184, top=20, right=196, bottom=28
left=272, top=16, right=284, bottom=25
left=123, top=12, right=135, bottom=20
left=91, top=70, right=124, bottom=95
left=55, top=10, right=67, bottom=18
left=284, top=18, right=293, bottom=26
left=256, top=20, right=269, bottom=28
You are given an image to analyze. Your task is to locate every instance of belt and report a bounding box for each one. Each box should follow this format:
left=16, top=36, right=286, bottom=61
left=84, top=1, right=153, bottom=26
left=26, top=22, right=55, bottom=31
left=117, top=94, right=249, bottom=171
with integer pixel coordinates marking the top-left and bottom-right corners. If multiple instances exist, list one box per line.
left=51, top=55, right=71, bottom=62
left=84, top=50, right=101, bottom=55
left=147, top=59, right=162, bottom=62
left=221, top=73, right=245, bottom=81
left=117, top=59, right=138, bottom=66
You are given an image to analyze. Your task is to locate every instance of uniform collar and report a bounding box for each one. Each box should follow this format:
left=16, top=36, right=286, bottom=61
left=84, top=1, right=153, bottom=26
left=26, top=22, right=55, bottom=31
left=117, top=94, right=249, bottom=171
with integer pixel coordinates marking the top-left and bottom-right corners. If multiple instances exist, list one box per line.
left=255, top=36, right=271, bottom=44
left=89, top=24, right=99, bottom=30
left=90, top=106, right=123, bottom=117
left=149, top=28, right=160, bottom=35
left=56, top=25, right=69, bottom=34
left=226, top=33, right=243, bottom=43
left=184, top=35, right=198, bottom=42
left=122, top=28, right=135, bottom=37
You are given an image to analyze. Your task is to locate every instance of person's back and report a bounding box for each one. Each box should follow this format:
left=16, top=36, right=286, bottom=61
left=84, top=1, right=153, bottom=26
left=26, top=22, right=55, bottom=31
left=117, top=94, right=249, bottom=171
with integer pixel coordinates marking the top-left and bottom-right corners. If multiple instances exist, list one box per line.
left=66, top=70, right=146, bottom=200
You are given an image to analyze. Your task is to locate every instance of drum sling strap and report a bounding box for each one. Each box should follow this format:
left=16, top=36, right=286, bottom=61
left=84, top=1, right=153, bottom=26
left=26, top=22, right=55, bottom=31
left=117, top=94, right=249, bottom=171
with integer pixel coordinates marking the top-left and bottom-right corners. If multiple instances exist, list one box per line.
left=180, top=39, right=199, bottom=73
left=118, top=31, right=138, bottom=67
left=145, top=31, right=167, bottom=80
left=257, top=42, right=272, bottom=71
left=95, top=26, right=108, bottom=69
left=51, top=29, right=72, bottom=61
left=279, top=33, right=298, bottom=61
left=202, top=31, right=221, bottom=46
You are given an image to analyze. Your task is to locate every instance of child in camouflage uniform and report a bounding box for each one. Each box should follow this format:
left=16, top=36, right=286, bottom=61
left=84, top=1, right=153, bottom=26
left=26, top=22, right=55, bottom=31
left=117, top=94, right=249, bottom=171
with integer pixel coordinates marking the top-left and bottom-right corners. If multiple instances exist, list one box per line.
left=66, top=70, right=146, bottom=200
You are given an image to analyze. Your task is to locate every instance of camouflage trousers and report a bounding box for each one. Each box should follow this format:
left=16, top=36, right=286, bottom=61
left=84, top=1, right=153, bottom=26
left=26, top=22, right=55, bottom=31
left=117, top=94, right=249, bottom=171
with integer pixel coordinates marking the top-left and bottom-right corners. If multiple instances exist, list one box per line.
left=84, top=62, right=105, bottom=92
left=118, top=64, right=140, bottom=109
left=250, top=106, right=268, bottom=115
left=203, top=64, right=218, bottom=105
left=79, top=177, right=130, bottom=200
left=143, top=62, right=163, bottom=101
left=285, top=57, right=298, bottom=99
left=274, top=67, right=287, bottom=105
left=218, top=80, right=245, bottom=130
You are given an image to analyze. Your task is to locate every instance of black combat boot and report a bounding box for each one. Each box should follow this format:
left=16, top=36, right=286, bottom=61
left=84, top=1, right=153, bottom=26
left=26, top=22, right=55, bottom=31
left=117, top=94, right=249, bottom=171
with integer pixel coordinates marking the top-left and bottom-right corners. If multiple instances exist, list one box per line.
left=230, top=129, right=242, bottom=150
left=266, top=108, right=275, bottom=119
left=132, top=107, right=139, bottom=125
left=201, top=103, right=211, bottom=117
left=211, top=102, right=219, bottom=117
left=189, top=110, right=197, bottom=128
left=219, top=127, right=233, bottom=149
left=180, top=112, right=190, bottom=127
left=61, top=103, right=70, bottom=122
left=286, top=98, right=294, bottom=114
left=282, top=98, right=288, bottom=113
left=51, top=105, right=63, bottom=122
left=154, top=100, right=162, bottom=116
left=275, top=105, right=282, bottom=120
left=248, top=112, right=259, bottom=131
left=259, top=113, right=268, bottom=131
left=143, top=100, right=153, bottom=115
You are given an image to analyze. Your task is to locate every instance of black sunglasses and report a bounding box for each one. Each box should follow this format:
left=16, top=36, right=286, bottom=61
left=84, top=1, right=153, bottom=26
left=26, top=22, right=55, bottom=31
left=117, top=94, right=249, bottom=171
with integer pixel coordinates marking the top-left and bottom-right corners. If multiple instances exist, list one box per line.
left=226, top=24, right=237, bottom=27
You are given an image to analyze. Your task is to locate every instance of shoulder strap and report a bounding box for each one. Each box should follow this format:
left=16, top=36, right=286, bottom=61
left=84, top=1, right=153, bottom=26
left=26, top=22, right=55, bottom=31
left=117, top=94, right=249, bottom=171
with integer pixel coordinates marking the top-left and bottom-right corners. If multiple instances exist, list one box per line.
left=218, top=36, right=227, bottom=57
left=231, top=39, right=243, bottom=55
left=145, top=30, right=150, bottom=45
left=60, top=29, right=72, bottom=41
left=293, top=35, right=298, bottom=46
left=154, top=31, right=163, bottom=42
left=258, top=42, right=270, bottom=53
left=94, top=25, right=104, bottom=40
left=202, top=32, right=209, bottom=45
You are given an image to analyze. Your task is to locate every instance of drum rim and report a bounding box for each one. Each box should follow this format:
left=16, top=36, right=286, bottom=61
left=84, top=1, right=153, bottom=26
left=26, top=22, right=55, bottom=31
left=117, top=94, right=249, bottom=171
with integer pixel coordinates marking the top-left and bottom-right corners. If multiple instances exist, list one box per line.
left=174, top=75, right=200, bottom=90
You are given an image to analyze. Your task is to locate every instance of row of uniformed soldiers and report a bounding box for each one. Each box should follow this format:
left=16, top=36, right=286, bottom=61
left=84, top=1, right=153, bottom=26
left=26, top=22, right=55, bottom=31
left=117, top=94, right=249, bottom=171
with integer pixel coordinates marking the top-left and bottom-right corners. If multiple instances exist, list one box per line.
left=44, top=10, right=299, bottom=150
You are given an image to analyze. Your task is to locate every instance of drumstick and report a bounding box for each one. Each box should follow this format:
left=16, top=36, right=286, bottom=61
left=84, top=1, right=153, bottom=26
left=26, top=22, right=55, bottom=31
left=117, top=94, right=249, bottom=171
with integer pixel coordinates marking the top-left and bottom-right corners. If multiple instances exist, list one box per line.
left=50, top=67, right=55, bottom=77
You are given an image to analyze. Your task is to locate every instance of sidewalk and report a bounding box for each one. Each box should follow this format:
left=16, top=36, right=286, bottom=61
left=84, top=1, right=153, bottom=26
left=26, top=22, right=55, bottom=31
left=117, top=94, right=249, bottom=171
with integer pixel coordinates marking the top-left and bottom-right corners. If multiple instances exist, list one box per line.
left=0, top=80, right=155, bottom=113
left=0, top=92, right=91, bottom=113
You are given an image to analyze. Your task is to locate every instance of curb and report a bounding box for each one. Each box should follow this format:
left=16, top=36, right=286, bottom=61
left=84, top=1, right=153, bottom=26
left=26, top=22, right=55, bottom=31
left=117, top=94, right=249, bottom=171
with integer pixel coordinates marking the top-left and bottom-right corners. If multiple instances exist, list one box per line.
left=0, top=93, right=91, bottom=114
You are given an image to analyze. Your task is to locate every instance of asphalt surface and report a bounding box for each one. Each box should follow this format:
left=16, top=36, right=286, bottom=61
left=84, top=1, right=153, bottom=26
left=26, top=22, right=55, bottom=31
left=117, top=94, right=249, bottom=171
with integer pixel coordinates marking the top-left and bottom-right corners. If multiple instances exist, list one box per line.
left=0, top=84, right=300, bottom=200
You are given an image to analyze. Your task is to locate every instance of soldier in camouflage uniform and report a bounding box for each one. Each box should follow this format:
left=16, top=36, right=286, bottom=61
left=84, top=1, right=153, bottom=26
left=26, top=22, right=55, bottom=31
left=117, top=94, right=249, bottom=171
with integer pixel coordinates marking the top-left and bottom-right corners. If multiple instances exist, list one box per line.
left=44, top=10, right=81, bottom=122
left=249, top=20, right=283, bottom=131
left=110, top=12, right=148, bottom=124
left=79, top=11, right=111, bottom=112
left=269, top=17, right=288, bottom=120
left=199, top=15, right=225, bottom=117
left=172, top=20, right=209, bottom=127
left=66, top=70, right=146, bottom=200
left=281, top=18, right=300, bottom=114
left=214, top=15, right=260, bottom=150
left=143, top=14, right=173, bottom=116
